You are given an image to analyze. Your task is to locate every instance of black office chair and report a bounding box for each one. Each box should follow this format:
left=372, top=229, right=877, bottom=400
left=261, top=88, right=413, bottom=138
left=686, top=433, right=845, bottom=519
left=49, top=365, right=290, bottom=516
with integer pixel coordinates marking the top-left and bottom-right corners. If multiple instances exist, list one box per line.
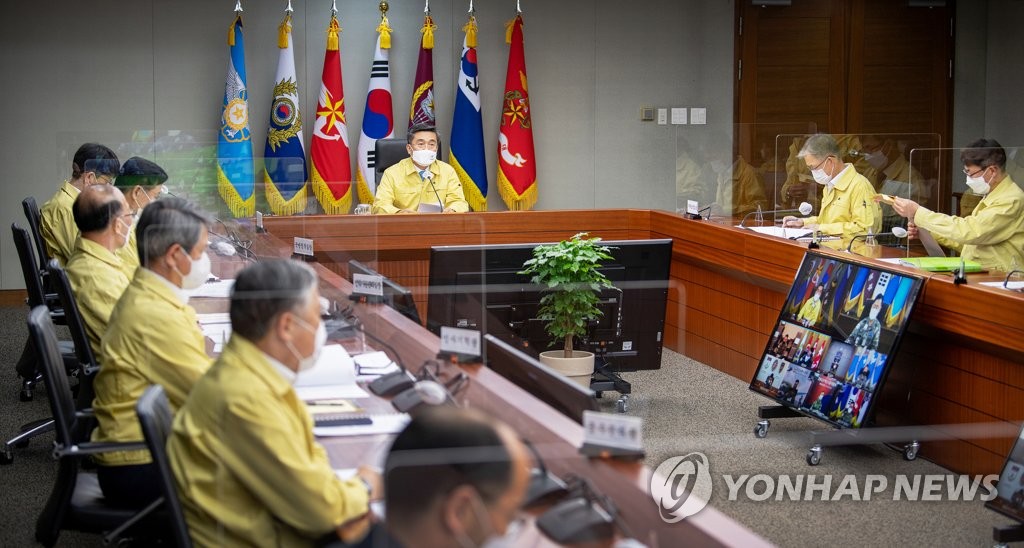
left=47, top=259, right=100, bottom=426
left=23, top=196, right=52, bottom=274
left=373, top=138, right=445, bottom=186
left=137, top=385, right=192, bottom=548
left=28, top=306, right=164, bottom=547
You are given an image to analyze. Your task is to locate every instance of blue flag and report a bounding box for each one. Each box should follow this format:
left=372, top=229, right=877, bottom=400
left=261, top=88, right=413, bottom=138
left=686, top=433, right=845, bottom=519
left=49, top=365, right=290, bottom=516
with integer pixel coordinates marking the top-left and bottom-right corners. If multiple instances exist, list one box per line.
left=263, top=14, right=308, bottom=216
left=450, top=18, right=488, bottom=211
left=217, top=14, right=254, bottom=217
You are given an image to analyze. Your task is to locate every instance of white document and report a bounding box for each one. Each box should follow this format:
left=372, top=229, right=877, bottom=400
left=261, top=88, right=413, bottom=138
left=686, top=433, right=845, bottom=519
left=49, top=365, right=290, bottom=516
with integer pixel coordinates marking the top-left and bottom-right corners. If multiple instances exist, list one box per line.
left=187, top=279, right=236, bottom=299
left=294, top=344, right=369, bottom=400
left=353, top=351, right=400, bottom=380
left=417, top=201, right=443, bottom=213
left=197, top=313, right=233, bottom=353
left=313, top=413, right=410, bottom=437
left=981, top=281, right=1024, bottom=291
left=741, top=226, right=814, bottom=239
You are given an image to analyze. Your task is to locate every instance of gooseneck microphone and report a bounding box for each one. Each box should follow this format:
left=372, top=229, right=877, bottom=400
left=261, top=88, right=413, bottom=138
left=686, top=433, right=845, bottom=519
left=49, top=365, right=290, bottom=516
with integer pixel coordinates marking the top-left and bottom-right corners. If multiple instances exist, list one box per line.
left=739, top=202, right=813, bottom=227
left=846, top=226, right=908, bottom=253
left=421, top=169, right=444, bottom=210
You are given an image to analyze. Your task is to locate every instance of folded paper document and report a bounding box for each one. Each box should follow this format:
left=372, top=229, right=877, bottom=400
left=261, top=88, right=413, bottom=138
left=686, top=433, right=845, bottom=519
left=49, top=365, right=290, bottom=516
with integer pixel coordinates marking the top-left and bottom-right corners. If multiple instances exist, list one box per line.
left=898, top=257, right=982, bottom=272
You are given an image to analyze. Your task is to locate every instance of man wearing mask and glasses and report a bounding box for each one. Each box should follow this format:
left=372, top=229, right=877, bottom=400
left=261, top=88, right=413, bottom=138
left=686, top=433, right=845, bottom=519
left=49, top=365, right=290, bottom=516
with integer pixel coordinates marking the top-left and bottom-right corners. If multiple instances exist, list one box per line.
left=41, top=142, right=120, bottom=265
left=783, top=134, right=881, bottom=252
left=167, top=259, right=381, bottom=547
left=888, top=139, right=1024, bottom=273
left=65, top=184, right=134, bottom=354
left=91, top=197, right=214, bottom=509
left=378, top=406, right=531, bottom=548
left=113, top=156, right=168, bottom=278
left=372, top=124, right=470, bottom=214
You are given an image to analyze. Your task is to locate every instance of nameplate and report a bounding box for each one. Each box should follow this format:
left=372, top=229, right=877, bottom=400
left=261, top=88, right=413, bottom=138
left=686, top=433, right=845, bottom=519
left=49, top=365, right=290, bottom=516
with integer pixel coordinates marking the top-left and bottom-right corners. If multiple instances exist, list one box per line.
left=582, top=411, right=644, bottom=452
left=255, top=211, right=264, bottom=231
left=294, top=237, right=314, bottom=257
left=352, top=273, right=384, bottom=297
left=439, top=326, right=481, bottom=358
left=686, top=200, right=699, bottom=215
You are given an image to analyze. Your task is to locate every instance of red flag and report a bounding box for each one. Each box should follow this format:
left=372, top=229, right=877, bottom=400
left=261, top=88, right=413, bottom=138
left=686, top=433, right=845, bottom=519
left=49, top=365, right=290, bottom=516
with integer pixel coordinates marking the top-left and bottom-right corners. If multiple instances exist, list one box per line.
left=409, top=15, right=436, bottom=128
left=310, top=15, right=353, bottom=214
left=496, top=14, right=536, bottom=210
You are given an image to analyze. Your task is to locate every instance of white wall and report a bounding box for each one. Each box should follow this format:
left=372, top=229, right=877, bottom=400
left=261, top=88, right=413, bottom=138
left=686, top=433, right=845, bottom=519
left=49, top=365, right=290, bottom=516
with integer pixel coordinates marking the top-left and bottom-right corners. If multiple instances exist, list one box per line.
left=0, top=0, right=735, bottom=289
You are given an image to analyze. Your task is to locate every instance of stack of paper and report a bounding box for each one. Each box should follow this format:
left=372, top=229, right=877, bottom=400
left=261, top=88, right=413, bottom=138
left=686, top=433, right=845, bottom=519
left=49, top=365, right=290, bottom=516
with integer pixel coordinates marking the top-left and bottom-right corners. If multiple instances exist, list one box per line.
left=353, top=351, right=400, bottom=381
left=294, top=344, right=369, bottom=400
left=197, top=312, right=232, bottom=353
left=187, top=278, right=236, bottom=299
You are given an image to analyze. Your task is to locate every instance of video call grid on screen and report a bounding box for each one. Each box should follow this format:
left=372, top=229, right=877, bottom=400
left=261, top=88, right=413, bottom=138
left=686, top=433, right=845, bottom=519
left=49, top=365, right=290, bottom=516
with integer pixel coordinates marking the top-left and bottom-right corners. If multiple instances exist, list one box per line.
left=749, top=252, right=924, bottom=429
left=987, top=426, right=1024, bottom=522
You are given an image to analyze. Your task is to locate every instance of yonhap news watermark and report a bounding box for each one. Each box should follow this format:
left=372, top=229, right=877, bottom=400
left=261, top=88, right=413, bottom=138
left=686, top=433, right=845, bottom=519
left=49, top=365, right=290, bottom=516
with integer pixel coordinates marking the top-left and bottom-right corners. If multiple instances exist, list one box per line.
left=652, top=452, right=998, bottom=522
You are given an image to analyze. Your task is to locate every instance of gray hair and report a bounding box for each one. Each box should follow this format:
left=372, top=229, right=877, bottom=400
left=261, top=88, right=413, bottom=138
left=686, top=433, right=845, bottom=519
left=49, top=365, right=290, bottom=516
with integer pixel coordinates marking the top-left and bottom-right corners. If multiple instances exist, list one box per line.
left=135, top=197, right=213, bottom=267
left=798, top=134, right=840, bottom=160
left=230, top=260, right=318, bottom=342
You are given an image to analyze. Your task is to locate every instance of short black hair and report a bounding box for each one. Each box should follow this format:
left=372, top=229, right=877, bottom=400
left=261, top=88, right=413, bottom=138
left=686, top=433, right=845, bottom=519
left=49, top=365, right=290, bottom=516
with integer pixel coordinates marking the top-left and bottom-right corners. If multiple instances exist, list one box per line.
left=230, top=260, right=318, bottom=342
left=135, top=197, right=212, bottom=267
left=72, top=143, right=120, bottom=179
left=116, top=156, right=168, bottom=189
left=385, top=407, right=512, bottom=523
left=406, top=123, right=439, bottom=144
left=961, top=138, right=1006, bottom=170
left=72, top=187, right=124, bottom=233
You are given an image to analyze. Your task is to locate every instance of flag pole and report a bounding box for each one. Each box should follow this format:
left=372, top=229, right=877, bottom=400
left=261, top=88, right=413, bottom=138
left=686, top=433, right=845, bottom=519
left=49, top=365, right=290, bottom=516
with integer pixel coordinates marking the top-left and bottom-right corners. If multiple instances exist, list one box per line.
left=234, top=0, right=243, bottom=13
left=330, top=0, right=337, bottom=16
left=424, top=0, right=430, bottom=14
left=516, top=0, right=521, bottom=13
left=285, top=0, right=293, bottom=14
left=468, top=0, right=474, bottom=14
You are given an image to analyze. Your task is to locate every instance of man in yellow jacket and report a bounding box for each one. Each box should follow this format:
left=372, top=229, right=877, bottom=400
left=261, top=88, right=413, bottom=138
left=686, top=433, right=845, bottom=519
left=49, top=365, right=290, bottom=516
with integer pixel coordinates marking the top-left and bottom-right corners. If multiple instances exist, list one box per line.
left=167, top=259, right=381, bottom=547
left=797, top=285, right=824, bottom=327
left=92, top=197, right=213, bottom=508
left=890, top=139, right=1024, bottom=273
left=40, top=143, right=120, bottom=265
left=113, top=156, right=169, bottom=279
left=783, top=134, right=881, bottom=252
left=64, top=185, right=133, bottom=353
left=372, top=124, right=469, bottom=214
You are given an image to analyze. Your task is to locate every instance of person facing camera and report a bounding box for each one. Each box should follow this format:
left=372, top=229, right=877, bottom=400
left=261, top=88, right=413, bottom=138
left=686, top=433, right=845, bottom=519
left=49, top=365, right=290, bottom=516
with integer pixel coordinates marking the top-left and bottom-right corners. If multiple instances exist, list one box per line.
left=888, top=138, right=1024, bottom=273
left=372, top=124, right=470, bottom=214
left=782, top=134, right=881, bottom=252
left=167, top=259, right=381, bottom=547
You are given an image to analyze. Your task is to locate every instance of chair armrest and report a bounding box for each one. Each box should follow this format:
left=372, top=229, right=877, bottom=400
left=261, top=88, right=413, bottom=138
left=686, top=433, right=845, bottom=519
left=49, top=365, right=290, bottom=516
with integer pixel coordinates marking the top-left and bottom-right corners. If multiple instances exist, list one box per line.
left=74, top=408, right=95, bottom=419
left=54, top=440, right=148, bottom=459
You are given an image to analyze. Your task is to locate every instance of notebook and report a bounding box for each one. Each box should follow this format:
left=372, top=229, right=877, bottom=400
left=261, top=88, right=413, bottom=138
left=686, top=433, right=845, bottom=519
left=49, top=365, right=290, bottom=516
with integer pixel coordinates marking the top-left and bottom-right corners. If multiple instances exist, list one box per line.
left=898, top=257, right=983, bottom=273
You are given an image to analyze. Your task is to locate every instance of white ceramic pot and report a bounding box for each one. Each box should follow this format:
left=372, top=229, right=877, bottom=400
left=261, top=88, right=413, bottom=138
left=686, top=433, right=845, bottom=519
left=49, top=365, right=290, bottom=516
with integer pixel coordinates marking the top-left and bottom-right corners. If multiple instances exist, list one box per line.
left=539, top=350, right=595, bottom=388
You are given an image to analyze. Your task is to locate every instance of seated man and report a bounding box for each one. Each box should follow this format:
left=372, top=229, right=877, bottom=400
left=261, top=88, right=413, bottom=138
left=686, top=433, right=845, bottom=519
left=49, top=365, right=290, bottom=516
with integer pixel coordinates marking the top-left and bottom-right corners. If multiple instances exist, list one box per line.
left=372, top=124, right=470, bottom=214
left=890, top=139, right=1024, bottom=273
left=167, top=259, right=380, bottom=546
left=41, top=143, right=120, bottom=265
left=92, top=197, right=214, bottom=508
left=782, top=134, right=881, bottom=252
left=382, top=406, right=531, bottom=547
left=64, top=185, right=133, bottom=353
left=113, top=156, right=169, bottom=278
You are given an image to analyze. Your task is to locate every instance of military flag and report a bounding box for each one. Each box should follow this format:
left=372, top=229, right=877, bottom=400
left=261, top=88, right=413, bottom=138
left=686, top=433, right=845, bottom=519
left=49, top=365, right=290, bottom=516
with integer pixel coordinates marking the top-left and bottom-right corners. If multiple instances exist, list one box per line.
left=409, top=12, right=436, bottom=128
left=450, top=13, right=488, bottom=211
left=496, top=13, right=536, bottom=210
left=263, top=11, right=307, bottom=216
left=310, top=12, right=353, bottom=214
left=217, top=11, right=254, bottom=217
left=355, top=11, right=395, bottom=205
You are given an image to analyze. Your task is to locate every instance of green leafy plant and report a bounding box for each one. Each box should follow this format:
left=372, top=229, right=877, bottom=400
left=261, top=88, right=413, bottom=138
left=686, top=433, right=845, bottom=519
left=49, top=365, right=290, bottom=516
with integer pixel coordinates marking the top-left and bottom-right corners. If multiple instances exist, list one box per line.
left=520, top=233, right=615, bottom=358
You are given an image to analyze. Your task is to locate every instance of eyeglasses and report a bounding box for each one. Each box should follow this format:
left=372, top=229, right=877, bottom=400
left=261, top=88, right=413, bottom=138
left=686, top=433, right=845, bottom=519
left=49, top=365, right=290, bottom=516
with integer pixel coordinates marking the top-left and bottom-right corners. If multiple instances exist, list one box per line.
left=91, top=172, right=115, bottom=185
left=807, top=156, right=830, bottom=171
left=963, top=166, right=987, bottom=177
left=1003, top=269, right=1024, bottom=293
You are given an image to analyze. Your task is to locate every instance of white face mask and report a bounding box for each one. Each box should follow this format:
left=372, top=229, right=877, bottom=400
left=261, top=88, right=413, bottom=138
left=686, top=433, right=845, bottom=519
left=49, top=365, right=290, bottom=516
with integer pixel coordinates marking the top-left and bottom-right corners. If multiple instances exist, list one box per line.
left=175, top=250, right=211, bottom=290
left=965, top=170, right=990, bottom=195
left=411, top=149, right=437, bottom=167
left=116, top=217, right=132, bottom=250
left=865, top=150, right=887, bottom=170
left=287, top=315, right=326, bottom=373
left=869, top=306, right=881, bottom=320
left=811, top=167, right=832, bottom=186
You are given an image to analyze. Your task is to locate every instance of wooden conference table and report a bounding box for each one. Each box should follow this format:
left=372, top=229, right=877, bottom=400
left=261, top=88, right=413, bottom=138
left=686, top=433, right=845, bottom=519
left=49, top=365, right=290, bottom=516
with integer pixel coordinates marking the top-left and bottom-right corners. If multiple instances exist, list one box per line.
left=263, top=209, right=1024, bottom=478
left=200, top=226, right=769, bottom=547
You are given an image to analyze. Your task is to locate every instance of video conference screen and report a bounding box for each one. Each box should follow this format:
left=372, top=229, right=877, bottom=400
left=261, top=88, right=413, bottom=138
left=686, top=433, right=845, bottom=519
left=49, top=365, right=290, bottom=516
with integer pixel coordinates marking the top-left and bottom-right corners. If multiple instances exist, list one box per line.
left=987, top=427, right=1024, bottom=522
left=749, top=252, right=924, bottom=429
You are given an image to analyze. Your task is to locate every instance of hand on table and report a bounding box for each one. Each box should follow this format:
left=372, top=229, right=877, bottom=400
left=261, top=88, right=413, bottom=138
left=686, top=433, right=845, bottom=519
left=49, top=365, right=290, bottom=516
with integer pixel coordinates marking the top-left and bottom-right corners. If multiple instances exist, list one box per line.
left=782, top=216, right=804, bottom=228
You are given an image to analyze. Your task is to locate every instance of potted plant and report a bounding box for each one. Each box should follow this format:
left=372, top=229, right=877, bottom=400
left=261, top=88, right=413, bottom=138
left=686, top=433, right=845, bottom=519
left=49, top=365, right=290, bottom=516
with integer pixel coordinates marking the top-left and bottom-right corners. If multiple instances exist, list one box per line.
left=520, top=233, right=615, bottom=385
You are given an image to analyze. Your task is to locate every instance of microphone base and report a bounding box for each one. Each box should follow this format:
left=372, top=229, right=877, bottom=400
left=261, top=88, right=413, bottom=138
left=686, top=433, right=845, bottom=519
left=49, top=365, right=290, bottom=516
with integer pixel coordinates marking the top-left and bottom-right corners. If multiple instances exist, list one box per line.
left=807, top=241, right=821, bottom=250
left=525, top=469, right=569, bottom=508
left=367, top=371, right=416, bottom=397
left=685, top=213, right=703, bottom=221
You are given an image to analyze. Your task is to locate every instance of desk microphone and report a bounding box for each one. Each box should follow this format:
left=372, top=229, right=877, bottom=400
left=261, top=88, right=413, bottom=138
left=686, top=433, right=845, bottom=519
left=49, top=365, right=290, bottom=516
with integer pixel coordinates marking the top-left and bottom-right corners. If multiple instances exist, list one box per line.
left=521, top=438, right=569, bottom=507
left=846, top=226, right=908, bottom=253
left=421, top=169, right=444, bottom=211
left=739, top=202, right=813, bottom=227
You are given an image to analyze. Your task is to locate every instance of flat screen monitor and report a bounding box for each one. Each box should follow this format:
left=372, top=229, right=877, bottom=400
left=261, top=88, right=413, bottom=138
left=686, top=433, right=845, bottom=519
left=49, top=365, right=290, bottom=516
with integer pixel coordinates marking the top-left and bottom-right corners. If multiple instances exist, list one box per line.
left=427, top=239, right=673, bottom=371
left=484, top=334, right=598, bottom=424
left=348, top=259, right=422, bottom=325
left=748, top=251, right=924, bottom=429
left=987, top=426, right=1024, bottom=521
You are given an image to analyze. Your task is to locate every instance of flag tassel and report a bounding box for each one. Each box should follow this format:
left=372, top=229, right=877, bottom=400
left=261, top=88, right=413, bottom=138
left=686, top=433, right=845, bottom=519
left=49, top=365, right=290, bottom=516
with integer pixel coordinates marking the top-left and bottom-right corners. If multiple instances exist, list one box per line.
left=377, top=15, right=392, bottom=49
left=421, top=15, right=436, bottom=49
left=463, top=16, right=478, bottom=48
left=278, top=15, right=291, bottom=48
left=327, top=17, right=340, bottom=51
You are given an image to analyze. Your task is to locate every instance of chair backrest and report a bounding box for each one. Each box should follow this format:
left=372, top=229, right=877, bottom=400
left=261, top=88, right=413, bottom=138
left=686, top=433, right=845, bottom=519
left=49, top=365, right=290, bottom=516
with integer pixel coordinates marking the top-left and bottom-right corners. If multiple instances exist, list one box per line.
left=136, top=385, right=192, bottom=548
left=27, top=306, right=78, bottom=445
left=23, top=197, right=51, bottom=272
left=13, top=223, right=47, bottom=308
left=373, top=138, right=445, bottom=186
left=46, top=259, right=97, bottom=370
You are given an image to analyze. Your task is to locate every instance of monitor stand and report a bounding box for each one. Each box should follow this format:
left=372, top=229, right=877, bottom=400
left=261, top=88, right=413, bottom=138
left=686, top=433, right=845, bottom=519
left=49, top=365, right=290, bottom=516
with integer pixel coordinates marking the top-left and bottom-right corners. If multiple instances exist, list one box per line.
left=590, top=358, right=631, bottom=413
